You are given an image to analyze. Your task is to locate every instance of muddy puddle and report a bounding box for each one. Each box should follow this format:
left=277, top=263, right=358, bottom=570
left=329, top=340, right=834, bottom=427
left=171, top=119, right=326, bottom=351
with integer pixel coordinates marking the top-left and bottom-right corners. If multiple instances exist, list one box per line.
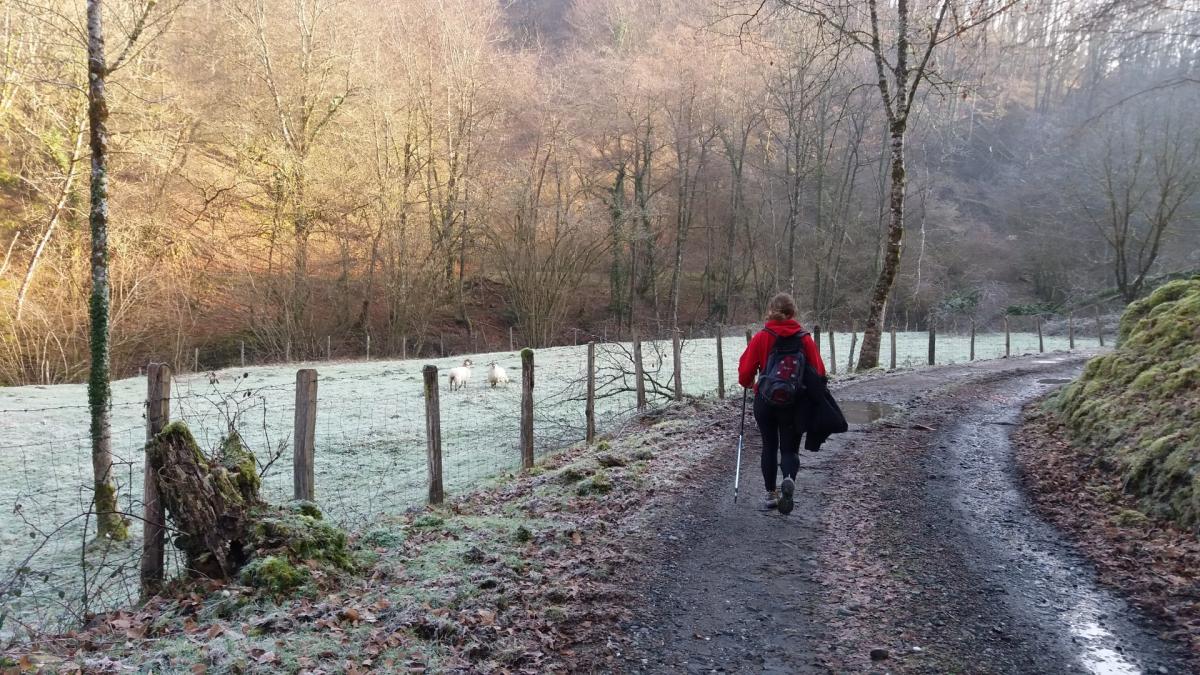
left=839, top=400, right=898, bottom=424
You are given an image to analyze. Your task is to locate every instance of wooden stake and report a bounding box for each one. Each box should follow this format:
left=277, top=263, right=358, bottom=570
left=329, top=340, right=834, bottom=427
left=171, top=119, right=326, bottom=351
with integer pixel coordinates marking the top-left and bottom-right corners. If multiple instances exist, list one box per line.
left=969, top=320, right=976, bottom=361
left=633, top=329, right=647, bottom=410
left=1037, top=315, right=1045, bottom=353
left=927, top=321, right=936, bottom=366
left=1004, top=316, right=1011, bottom=357
left=402, top=335, right=408, bottom=360
left=828, top=328, right=837, bottom=375
left=672, top=330, right=683, bottom=401
left=285, top=340, right=291, bottom=363
left=293, top=369, right=318, bottom=501
left=889, top=324, right=897, bottom=370
left=509, top=326, right=514, bottom=351
left=193, top=347, right=199, bottom=372
left=520, top=348, right=535, bottom=469
left=1069, top=314, right=1075, bottom=350
left=366, top=334, right=371, bottom=361
left=847, top=327, right=858, bottom=372
left=327, top=336, right=331, bottom=361
left=715, top=325, right=725, bottom=399
left=422, top=365, right=443, bottom=505
left=140, top=364, right=170, bottom=598
left=586, top=342, right=596, bottom=444
left=240, top=340, right=245, bottom=368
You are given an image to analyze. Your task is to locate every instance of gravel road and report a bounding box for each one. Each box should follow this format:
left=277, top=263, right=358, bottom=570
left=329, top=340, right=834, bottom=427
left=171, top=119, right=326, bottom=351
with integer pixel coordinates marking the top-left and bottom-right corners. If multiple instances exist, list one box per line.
left=612, top=353, right=1188, bottom=674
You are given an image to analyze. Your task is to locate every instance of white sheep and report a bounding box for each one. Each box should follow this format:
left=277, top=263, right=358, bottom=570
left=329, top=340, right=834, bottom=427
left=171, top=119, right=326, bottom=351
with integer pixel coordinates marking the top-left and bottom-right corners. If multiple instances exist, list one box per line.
left=487, top=362, right=509, bottom=388
left=447, top=359, right=473, bottom=391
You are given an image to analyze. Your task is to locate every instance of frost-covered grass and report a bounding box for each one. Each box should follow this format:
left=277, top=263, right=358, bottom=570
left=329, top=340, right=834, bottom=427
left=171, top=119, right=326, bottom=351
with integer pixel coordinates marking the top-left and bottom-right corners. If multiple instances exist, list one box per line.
left=0, top=329, right=1094, bottom=633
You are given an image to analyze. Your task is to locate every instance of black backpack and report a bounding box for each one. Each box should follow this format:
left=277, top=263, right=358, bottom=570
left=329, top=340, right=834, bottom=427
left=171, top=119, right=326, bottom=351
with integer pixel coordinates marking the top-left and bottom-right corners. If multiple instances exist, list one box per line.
left=758, top=328, right=809, bottom=408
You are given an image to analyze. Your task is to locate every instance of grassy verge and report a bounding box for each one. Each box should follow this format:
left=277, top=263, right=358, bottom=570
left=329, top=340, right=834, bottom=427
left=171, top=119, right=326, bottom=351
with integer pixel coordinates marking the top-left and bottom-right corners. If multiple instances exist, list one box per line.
left=2, top=400, right=723, bottom=674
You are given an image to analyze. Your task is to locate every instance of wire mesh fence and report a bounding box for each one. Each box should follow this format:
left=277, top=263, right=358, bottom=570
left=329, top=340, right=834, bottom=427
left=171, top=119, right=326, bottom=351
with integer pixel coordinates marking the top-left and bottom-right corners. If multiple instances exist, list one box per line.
left=0, top=317, right=1102, bottom=643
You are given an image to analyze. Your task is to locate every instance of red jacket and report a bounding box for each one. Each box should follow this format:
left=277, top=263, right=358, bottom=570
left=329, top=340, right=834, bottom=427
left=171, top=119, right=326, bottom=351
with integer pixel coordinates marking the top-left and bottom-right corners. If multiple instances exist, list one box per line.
left=738, top=319, right=826, bottom=389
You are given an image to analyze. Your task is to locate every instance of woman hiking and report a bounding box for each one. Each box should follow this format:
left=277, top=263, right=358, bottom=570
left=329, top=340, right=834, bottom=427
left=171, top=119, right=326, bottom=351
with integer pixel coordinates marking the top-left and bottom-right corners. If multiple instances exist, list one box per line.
left=738, top=292, right=827, bottom=514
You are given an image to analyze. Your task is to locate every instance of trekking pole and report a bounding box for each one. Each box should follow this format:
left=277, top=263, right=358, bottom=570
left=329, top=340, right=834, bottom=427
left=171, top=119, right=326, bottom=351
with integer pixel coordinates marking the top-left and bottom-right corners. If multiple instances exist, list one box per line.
left=734, top=387, right=748, bottom=503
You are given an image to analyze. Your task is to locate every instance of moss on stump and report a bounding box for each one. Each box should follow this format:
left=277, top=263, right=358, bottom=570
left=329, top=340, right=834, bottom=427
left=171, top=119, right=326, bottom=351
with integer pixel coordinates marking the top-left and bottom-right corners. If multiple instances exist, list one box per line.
left=148, top=422, right=351, bottom=590
left=1055, top=277, right=1200, bottom=529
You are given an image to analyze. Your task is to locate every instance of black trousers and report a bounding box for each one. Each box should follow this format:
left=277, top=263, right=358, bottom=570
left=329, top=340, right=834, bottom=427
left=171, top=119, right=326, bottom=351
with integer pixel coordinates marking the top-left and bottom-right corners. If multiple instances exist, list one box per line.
left=753, top=395, right=802, bottom=492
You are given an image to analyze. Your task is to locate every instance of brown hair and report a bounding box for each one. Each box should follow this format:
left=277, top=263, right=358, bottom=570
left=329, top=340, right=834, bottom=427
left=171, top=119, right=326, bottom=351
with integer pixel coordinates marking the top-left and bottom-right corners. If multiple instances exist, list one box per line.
left=765, top=292, right=797, bottom=322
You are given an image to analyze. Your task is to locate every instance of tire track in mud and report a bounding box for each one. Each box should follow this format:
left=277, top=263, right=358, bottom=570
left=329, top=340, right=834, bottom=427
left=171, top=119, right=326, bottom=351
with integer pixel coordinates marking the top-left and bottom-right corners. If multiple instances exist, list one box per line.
left=610, top=354, right=1189, bottom=674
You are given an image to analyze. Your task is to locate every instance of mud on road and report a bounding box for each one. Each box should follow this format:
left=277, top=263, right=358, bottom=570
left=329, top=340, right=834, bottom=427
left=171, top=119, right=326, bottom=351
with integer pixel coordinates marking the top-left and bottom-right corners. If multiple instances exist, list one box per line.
left=609, top=354, right=1189, bottom=674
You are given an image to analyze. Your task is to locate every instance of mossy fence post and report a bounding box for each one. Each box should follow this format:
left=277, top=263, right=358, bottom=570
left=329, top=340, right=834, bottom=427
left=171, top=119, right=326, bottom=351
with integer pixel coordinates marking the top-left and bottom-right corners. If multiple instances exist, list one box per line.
left=140, top=363, right=170, bottom=598
left=586, top=342, right=596, bottom=444
left=293, top=369, right=318, bottom=501
left=422, top=365, right=443, bottom=504
left=889, top=325, right=897, bottom=370
left=240, top=341, right=245, bottom=367
left=633, top=329, right=647, bottom=411
left=672, top=330, right=682, bottom=401
left=828, top=328, right=837, bottom=375
left=715, top=325, right=725, bottom=399
left=520, top=348, right=535, bottom=469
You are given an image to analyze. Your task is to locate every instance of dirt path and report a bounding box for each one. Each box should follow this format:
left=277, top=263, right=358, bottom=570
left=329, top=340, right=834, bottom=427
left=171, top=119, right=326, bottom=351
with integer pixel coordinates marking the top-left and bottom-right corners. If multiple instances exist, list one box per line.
left=611, top=354, right=1189, bottom=674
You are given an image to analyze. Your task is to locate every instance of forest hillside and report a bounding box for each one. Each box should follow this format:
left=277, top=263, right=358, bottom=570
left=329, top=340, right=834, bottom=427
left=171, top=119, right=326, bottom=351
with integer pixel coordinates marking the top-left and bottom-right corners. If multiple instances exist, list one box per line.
left=1, top=0, right=1198, bottom=385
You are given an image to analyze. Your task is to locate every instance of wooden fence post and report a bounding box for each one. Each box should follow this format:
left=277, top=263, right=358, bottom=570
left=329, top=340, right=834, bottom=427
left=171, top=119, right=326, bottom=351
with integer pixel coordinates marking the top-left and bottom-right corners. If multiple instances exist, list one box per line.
left=422, top=365, right=443, bottom=505
left=366, top=334, right=371, bottom=361
left=969, top=320, right=976, bottom=361
left=520, top=348, right=535, bottom=469
left=1095, top=306, right=1105, bottom=347
left=672, top=330, right=682, bottom=401
left=847, top=326, right=858, bottom=372
left=1037, top=315, right=1045, bottom=353
left=586, top=342, right=596, bottom=444
left=715, top=326, right=725, bottom=399
left=193, top=347, right=199, bottom=372
left=633, top=329, right=647, bottom=411
left=828, top=328, right=837, bottom=375
left=327, top=336, right=331, bottom=361
left=285, top=340, right=291, bottom=363
left=1004, top=316, right=1011, bottom=357
left=509, top=326, right=514, bottom=351
left=293, top=369, right=318, bottom=501
left=440, top=335, right=445, bottom=356
left=927, top=321, right=936, bottom=366
left=889, top=324, right=897, bottom=370
left=140, top=364, right=170, bottom=598
left=402, top=335, right=408, bottom=360
left=240, top=340, right=245, bottom=368
left=1069, top=314, right=1075, bottom=350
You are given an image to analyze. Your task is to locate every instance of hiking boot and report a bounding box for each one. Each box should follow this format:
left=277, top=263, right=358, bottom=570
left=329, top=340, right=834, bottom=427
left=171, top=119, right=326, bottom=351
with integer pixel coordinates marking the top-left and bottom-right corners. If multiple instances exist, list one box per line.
left=760, top=489, right=779, bottom=511
left=778, top=477, right=795, bottom=515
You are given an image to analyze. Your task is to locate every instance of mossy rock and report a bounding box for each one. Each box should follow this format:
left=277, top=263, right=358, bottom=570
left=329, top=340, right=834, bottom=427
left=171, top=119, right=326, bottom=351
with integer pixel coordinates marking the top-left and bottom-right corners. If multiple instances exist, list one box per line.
left=1057, top=277, right=1200, bottom=530
left=576, top=470, right=613, bottom=496
left=240, top=555, right=308, bottom=594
